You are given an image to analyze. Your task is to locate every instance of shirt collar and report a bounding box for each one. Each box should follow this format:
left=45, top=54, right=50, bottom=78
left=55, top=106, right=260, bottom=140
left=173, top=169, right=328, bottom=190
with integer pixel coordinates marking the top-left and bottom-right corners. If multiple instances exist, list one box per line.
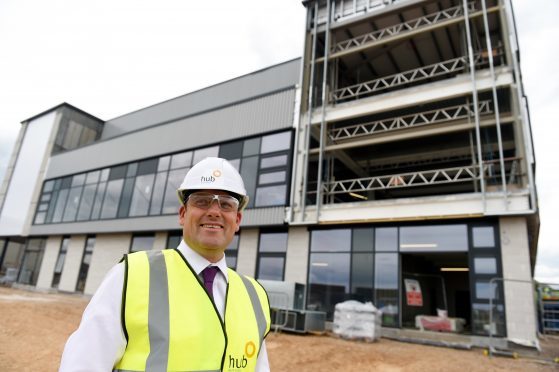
left=177, top=239, right=229, bottom=282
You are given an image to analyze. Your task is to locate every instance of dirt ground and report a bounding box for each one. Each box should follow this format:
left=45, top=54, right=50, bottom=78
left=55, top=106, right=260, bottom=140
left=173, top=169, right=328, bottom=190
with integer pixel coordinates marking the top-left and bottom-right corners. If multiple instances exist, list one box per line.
left=0, top=286, right=557, bottom=371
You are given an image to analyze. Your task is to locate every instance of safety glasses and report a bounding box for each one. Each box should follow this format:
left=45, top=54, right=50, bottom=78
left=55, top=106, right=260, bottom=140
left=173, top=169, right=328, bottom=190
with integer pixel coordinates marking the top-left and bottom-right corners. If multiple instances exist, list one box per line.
left=186, top=192, right=240, bottom=212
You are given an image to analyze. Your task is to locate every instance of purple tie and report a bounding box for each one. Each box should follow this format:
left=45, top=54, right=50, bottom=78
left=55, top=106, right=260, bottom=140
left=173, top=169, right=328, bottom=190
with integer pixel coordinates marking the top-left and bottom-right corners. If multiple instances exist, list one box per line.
left=201, top=266, right=219, bottom=300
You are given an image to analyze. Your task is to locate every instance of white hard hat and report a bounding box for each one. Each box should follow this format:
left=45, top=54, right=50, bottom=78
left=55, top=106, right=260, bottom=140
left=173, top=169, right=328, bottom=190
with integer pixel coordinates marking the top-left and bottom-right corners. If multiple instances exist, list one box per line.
left=177, top=157, right=249, bottom=210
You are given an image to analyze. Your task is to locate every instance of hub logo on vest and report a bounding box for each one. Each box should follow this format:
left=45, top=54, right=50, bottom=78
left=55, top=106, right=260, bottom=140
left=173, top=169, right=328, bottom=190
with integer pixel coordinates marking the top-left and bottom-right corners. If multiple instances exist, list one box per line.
left=228, top=341, right=256, bottom=370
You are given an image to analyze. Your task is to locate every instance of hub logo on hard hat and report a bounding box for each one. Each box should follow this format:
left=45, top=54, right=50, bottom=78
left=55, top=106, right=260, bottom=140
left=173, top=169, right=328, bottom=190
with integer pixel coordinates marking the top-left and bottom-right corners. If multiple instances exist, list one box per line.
left=201, top=169, right=221, bottom=184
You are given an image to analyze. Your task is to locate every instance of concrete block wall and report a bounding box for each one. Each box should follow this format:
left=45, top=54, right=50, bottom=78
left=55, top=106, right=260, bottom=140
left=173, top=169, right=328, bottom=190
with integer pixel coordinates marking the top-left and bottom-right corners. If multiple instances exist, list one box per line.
left=284, top=226, right=309, bottom=284
left=499, top=216, right=538, bottom=347
left=58, top=235, right=86, bottom=292
left=84, top=233, right=131, bottom=295
left=236, top=228, right=258, bottom=277
left=35, top=235, right=62, bottom=289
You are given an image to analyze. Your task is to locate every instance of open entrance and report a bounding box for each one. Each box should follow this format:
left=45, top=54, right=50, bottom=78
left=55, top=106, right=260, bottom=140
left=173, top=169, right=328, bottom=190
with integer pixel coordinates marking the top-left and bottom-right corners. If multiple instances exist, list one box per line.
left=401, top=252, right=470, bottom=334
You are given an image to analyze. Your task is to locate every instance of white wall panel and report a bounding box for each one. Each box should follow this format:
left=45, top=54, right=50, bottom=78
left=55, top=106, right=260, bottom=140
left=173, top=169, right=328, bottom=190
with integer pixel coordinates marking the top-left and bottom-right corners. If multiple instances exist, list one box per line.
left=0, top=112, right=56, bottom=235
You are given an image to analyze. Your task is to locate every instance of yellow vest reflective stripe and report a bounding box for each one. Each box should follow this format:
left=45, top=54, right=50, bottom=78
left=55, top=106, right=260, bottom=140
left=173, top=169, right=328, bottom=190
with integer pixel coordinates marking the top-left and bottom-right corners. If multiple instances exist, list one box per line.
left=113, top=249, right=271, bottom=372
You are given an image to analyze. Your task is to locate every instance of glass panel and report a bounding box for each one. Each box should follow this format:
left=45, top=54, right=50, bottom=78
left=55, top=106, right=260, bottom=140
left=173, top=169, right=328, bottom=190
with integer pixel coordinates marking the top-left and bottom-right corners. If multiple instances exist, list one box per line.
left=38, top=203, right=48, bottom=212
left=109, top=165, right=127, bottom=180
left=158, top=156, right=170, bottom=172
left=228, top=159, right=240, bottom=171
left=61, top=176, right=72, bottom=188
left=254, top=185, right=286, bottom=207
left=52, top=238, right=69, bottom=288
left=259, top=171, right=286, bottom=185
left=62, top=186, right=83, bottom=222
left=400, top=225, right=468, bottom=252
left=100, top=168, right=110, bottom=182
left=351, top=253, right=374, bottom=302
left=167, top=233, right=183, bottom=249
left=130, top=235, right=155, bottom=252
left=474, top=257, right=497, bottom=274
left=76, top=237, right=95, bottom=293
left=311, top=229, right=351, bottom=252
left=257, top=257, right=284, bottom=280
left=472, top=303, right=505, bottom=336
left=261, top=132, right=291, bottom=154
left=353, top=228, right=374, bottom=252
left=85, top=170, right=100, bottom=184
left=46, top=190, right=59, bottom=223
left=225, top=234, right=239, bottom=270
left=44, top=180, right=54, bottom=192
left=259, top=232, right=287, bottom=252
left=52, top=189, right=69, bottom=223
left=308, top=253, right=350, bottom=319
left=90, top=182, right=107, bottom=220
left=193, top=146, right=219, bottom=164
left=77, top=184, right=97, bottom=221
left=475, top=281, right=499, bottom=300
left=129, top=174, right=155, bottom=217
left=162, top=169, right=185, bottom=214
left=170, top=151, right=193, bottom=169
left=18, top=239, right=45, bottom=286
left=72, top=173, right=86, bottom=187
left=243, top=137, right=260, bottom=157
left=240, top=156, right=258, bottom=208
left=126, top=163, right=138, bottom=177
left=100, top=179, right=124, bottom=219
left=473, top=227, right=495, bottom=248
left=375, top=253, right=399, bottom=327
left=149, top=172, right=167, bottom=215
left=41, top=193, right=51, bottom=202
left=137, top=159, right=158, bottom=175
left=260, top=154, right=288, bottom=169
left=0, top=240, right=25, bottom=276
left=219, top=141, right=243, bottom=160
left=375, top=227, right=397, bottom=251
left=34, top=212, right=46, bottom=224
left=117, top=178, right=135, bottom=218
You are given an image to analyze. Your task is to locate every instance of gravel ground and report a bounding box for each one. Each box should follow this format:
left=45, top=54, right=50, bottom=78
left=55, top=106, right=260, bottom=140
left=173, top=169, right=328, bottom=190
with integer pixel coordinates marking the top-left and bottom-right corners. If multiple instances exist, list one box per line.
left=0, top=286, right=557, bottom=371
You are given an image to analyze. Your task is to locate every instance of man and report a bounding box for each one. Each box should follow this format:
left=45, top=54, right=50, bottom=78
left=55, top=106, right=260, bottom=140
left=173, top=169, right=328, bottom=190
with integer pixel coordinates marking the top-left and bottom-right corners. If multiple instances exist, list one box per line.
left=60, top=157, right=271, bottom=371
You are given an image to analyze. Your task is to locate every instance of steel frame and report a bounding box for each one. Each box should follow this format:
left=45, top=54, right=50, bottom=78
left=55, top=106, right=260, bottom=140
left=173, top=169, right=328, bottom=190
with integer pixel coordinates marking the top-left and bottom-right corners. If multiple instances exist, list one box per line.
left=331, top=53, right=487, bottom=101
left=331, top=2, right=476, bottom=54
left=329, top=100, right=493, bottom=141
left=321, top=159, right=519, bottom=196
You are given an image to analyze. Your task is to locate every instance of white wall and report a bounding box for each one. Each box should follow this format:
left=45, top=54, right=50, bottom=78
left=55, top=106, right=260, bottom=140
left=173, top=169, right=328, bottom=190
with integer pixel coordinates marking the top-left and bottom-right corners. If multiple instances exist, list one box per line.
left=84, top=233, right=131, bottom=295
left=58, top=235, right=86, bottom=292
left=0, top=112, right=56, bottom=235
left=35, top=236, right=62, bottom=289
left=236, top=228, right=259, bottom=277
left=499, top=216, right=538, bottom=347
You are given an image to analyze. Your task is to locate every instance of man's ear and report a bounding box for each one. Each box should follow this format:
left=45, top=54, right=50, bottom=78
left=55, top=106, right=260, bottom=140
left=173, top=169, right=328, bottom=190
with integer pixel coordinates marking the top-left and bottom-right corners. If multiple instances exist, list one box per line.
left=235, top=212, right=242, bottom=232
left=179, top=205, right=186, bottom=226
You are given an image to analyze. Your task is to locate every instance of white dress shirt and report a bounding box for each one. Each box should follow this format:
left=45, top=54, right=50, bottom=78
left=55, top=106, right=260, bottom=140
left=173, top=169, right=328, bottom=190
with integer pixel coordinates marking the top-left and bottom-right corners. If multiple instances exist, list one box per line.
left=59, top=241, right=269, bottom=371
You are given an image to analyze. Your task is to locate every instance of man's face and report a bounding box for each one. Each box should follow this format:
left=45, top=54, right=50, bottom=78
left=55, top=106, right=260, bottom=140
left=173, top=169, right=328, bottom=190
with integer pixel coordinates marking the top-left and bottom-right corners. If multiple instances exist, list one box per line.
left=179, top=189, right=242, bottom=262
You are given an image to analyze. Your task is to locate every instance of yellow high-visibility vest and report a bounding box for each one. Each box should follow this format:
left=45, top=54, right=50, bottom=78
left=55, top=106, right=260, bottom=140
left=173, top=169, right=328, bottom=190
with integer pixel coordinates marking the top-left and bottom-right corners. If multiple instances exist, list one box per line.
left=113, top=249, right=271, bottom=372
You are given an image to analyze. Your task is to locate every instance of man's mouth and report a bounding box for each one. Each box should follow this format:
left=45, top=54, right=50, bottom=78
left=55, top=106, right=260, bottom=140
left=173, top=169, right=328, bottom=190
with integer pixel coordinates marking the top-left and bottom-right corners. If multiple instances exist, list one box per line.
left=200, top=224, right=223, bottom=229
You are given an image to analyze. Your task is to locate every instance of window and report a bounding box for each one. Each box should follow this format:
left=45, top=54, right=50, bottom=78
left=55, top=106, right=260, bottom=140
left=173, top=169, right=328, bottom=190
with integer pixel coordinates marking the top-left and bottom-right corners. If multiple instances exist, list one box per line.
left=76, top=237, right=95, bottom=293
left=0, top=239, right=25, bottom=277
left=400, top=225, right=468, bottom=252
left=256, top=232, right=287, bottom=281
left=33, top=130, right=293, bottom=224
left=167, top=232, right=183, bottom=249
left=52, top=238, right=69, bottom=288
left=17, top=239, right=46, bottom=286
left=130, top=235, right=155, bottom=253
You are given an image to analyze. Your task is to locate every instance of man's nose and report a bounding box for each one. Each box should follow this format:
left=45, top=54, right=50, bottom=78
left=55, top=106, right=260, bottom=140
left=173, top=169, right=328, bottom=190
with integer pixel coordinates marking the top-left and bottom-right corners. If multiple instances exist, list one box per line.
left=206, top=199, right=222, bottom=213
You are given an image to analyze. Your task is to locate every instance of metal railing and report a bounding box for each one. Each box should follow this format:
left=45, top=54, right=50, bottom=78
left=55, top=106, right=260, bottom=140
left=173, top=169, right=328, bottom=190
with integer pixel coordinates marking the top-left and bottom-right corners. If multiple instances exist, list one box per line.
left=329, top=100, right=493, bottom=141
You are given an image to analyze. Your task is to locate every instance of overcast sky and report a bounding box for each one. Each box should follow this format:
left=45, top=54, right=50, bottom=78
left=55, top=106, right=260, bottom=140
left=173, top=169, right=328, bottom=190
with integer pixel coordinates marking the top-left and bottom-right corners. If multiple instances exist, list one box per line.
left=0, top=1, right=557, bottom=283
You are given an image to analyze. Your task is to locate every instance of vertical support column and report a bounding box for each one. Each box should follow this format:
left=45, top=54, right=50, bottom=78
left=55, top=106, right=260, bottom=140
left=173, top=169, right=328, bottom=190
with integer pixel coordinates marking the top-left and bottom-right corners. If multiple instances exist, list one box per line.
left=284, top=226, right=310, bottom=285
left=301, top=1, right=319, bottom=221
left=153, top=231, right=168, bottom=251
left=58, top=235, right=87, bottom=292
left=499, top=217, right=538, bottom=346
left=315, top=0, right=332, bottom=221
left=463, top=0, right=486, bottom=213
left=236, top=228, right=259, bottom=277
left=35, top=235, right=62, bottom=289
left=481, top=0, right=508, bottom=209
left=84, top=233, right=131, bottom=295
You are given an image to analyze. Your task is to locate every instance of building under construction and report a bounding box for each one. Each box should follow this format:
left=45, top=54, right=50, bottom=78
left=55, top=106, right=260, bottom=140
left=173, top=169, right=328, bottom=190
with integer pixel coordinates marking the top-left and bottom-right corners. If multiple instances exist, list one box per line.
left=0, top=0, right=539, bottom=348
